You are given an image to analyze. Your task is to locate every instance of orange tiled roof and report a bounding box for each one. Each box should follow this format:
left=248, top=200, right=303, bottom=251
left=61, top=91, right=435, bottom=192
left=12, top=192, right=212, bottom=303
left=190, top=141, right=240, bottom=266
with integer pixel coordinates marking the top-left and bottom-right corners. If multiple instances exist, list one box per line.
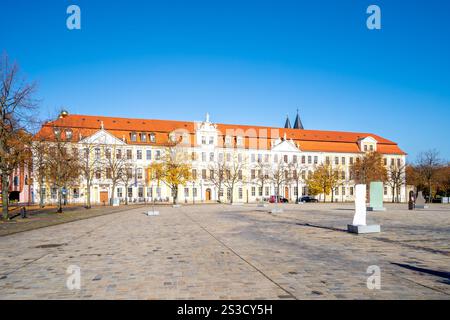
left=35, top=114, right=406, bottom=155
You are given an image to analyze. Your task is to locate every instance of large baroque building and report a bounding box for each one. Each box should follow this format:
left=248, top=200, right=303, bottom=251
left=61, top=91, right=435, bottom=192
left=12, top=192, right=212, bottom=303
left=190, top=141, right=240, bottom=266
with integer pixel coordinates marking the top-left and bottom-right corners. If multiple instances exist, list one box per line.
left=33, top=111, right=407, bottom=205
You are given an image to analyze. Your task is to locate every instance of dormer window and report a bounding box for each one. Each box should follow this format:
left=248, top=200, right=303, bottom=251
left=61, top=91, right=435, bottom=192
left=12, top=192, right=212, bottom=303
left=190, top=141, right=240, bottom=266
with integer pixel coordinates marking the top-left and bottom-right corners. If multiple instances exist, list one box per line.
left=225, top=135, right=232, bottom=145
left=236, top=136, right=243, bottom=147
left=149, top=133, right=156, bottom=143
left=130, top=132, right=137, bottom=142
left=65, top=129, right=73, bottom=140
left=169, top=133, right=177, bottom=143
left=140, top=133, right=147, bottom=142
left=54, top=128, right=61, bottom=137
left=364, top=145, right=368, bottom=152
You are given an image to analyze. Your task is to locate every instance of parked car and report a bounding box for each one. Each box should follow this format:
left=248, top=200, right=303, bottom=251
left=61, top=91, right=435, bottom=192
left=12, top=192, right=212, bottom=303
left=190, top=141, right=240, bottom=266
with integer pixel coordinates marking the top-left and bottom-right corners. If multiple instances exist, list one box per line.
left=269, top=195, right=289, bottom=203
left=299, top=196, right=319, bottom=203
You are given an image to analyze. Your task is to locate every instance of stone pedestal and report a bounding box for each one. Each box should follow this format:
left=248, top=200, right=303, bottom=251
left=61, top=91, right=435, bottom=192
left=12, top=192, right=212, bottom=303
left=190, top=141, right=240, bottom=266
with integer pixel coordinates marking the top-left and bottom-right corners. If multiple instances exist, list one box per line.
left=367, top=207, right=386, bottom=211
left=270, top=208, right=283, bottom=214
left=415, top=205, right=429, bottom=209
left=172, top=204, right=181, bottom=208
left=146, top=211, right=160, bottom=216
left=347, top=224, right=381, bottom=234
left=349, top=184, right=381, bottom=234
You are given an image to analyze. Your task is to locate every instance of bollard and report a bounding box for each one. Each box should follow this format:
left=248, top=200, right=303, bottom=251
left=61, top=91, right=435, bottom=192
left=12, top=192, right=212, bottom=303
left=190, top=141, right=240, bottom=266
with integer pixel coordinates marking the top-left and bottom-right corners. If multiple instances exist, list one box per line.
left=20, top=207, right=27, bottom=218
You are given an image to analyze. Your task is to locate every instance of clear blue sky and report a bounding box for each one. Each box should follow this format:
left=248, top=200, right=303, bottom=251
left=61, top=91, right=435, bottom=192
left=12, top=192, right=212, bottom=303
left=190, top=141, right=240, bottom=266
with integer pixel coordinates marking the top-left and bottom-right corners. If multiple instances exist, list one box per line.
left=2, top=0, right=449, bottom=161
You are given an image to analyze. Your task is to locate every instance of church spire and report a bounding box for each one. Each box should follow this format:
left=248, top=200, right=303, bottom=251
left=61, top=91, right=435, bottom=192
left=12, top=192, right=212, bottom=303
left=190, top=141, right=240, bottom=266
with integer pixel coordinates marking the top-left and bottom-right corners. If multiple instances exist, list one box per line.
left=284, top=115, right=292, bottom=129
left=293, top=108, right=304, bottom=130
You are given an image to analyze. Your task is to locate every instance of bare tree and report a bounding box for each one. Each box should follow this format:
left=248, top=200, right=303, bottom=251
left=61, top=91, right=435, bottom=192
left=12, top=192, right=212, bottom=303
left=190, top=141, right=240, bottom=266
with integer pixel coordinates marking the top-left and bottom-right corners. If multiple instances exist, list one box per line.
left=271, top=159, right=289, bottom=201
left=79, top=140, right=103, bottom=209
left=289, top=161, right=307, bottom=203
left=417, top=149, right=442, bottom=202
left=121, top=162, right=134, bottom=205
left=31, top=136, right=49, bottom=208
left=45, top=129, right=81, bottom=213
left=102, top=144, right=127, bottom=205
left=253, top=160, right=272, bottom=203
left=386, top=162, right=406, bottom=203
left=207, top=155, right=226, bottom=203
left=0, top=53, right=38, bottom=219
left=223, top=151, right=246, bottom=204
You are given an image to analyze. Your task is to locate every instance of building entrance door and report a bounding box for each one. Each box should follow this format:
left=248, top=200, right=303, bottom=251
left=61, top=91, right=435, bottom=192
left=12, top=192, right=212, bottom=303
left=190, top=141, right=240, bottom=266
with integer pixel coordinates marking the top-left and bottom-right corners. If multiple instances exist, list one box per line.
left=205, top=188, right=211, bottom=201
left=100, top=191, right=108, bottom=205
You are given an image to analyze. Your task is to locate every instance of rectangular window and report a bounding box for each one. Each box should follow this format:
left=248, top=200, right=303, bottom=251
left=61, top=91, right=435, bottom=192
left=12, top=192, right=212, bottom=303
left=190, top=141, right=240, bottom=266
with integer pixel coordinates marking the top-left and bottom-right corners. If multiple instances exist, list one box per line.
left=239, top=188, right=243, bottom=199
left=184, top=188, right=189, bottom=197
left=209, top=152, right=214, bottom=162
left=137, top=168, right=143, bottom=179
left=308, top=156, right=312, bottom=164
left=137, top=150, right=142, bottom=160
left=342, top=187, right=346, bottom=196
left=342, top=157, right=346, bottom=165
left=155, top=150, right=161, bottom=160
left=284, top=155, right=288, bottom=163
left=384, top=187, right=388, bottom=195
left=301, top=155, right=306, bottom=164
left=251, top=154, right=256, bottom=162
left=140, top=133, right=147, bottom=142
left=201, top=136, right=206, bottom=144
left=202, top=169, right=207, bottom=179
left=293, top=155, right=297, bottom=163
left=251, top=187, right=256, bottom=196
left=209, top=136, right=214, bottom=145
left=350, top=187, right=354, bottom=196
left=226, top=153, right=231, bottom=162
left=146, top=150, right=152, bottom=160
left=314, top=156, right=318, bottom=164
left=349, top=157, right=354, bottom=165
left=193, top=188, right=197, bottom=197
left=326, top=156, right=330, bottom=165
left=192, top=169, right=197, bottom=180
left=265, top=186, right=270, bottom=196
left=335, top=157, right=339, bottom=165
left=117, top=187, right=123, bottom=198
left=126, top=149, right=132, bottom=160
left=128, top=187, right=133, bottom=198
left=138, top=187, right=144, bottom=198
left=156, top=187, right=161, bottom=198
left=131, top=132, right=137, bottom=142
left=258, top=187, right=263, bottom=196
left=116, top=149, right=122, bottom=159
left=251, top=169, right=256, bottom=179
left=202, top=152, right=206, bottom=162
left=95, top=148, right=100, bottom=160
left=147, top=187, right=153, bottom=198
left=370, top=145, right=374, bottom=151
left=106, top=168, right=112, bottom=179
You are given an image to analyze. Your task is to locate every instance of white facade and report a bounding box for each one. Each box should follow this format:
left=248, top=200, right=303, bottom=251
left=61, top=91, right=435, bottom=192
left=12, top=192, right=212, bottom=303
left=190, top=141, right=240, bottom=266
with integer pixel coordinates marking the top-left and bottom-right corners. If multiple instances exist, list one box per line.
left=33, top=115, right=407, bottom=205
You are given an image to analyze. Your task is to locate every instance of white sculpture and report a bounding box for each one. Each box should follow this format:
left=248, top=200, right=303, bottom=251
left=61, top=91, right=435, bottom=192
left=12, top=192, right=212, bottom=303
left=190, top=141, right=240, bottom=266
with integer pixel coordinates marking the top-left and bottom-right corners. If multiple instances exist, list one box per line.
left=352, top=184, right=367, bottom=226
left=348, top=184, right=381, bottom=234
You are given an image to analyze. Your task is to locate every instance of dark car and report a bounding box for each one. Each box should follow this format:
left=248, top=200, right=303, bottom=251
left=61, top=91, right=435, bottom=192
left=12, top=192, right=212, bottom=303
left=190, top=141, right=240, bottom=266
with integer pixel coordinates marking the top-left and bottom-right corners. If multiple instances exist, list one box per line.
left=269, top=195, right=289, bottom=203
left=299, top=196, right=319, bottom=203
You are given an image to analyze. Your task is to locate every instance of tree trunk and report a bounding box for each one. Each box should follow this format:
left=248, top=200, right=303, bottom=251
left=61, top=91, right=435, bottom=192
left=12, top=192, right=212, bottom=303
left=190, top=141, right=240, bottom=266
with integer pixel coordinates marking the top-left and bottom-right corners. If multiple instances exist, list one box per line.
left=39, top=178, right=45, bottom=208
left=173, top=186, right=178, bottom=204
left=2, top=173, right=9, bottom=219
left=86, top=178, right=91, bottom=209
left=57, top=187, right=63, bottom=213
left=428, top=180, right=432, bottom=203
left=110, top=182, right=116, bottom=205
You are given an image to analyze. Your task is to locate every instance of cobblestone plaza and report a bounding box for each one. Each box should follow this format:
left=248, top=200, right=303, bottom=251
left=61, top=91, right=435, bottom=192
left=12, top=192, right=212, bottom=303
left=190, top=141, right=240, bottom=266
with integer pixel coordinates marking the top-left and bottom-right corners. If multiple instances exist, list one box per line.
left=1, top=203, right=449, bottom=299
